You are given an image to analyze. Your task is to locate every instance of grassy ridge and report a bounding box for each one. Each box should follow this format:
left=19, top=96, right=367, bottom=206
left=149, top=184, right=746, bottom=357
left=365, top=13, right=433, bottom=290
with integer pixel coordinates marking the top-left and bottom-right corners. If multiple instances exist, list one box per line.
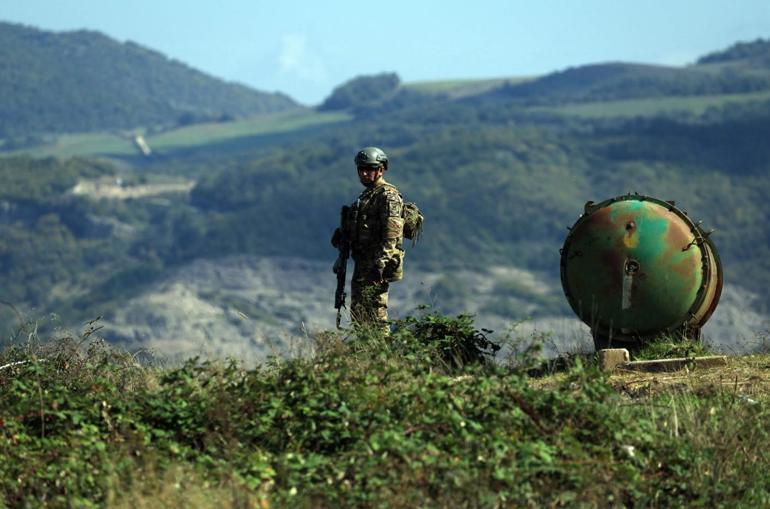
left=9, top=111, right=352, bottom=159
left=25, top=132, right=137, bottom=158
left=1, top=315, right=769, bottom=507
left=11, top=90, right=770, bottom=160
left=539, top=90, right=770, bottom=118
left=403, top=77, right=535, bottom=98
left=148, top=111, right=350, bottom=149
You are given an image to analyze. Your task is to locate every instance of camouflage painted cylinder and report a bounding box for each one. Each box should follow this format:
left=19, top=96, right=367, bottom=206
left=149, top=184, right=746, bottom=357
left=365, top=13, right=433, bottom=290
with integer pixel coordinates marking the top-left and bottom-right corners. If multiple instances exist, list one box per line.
left=560, top=194, right=723, bottom=349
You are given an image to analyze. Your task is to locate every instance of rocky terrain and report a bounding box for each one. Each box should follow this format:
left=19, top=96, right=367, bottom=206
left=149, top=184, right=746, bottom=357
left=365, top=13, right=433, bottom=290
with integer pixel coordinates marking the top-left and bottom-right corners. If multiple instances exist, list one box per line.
left=99, top=255, right=769, bottom=364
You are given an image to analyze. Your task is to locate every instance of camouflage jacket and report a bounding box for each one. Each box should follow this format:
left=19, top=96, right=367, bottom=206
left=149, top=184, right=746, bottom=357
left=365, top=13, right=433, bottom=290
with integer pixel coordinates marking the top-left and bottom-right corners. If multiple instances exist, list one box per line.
left=350, top=178, right=404, bottom=281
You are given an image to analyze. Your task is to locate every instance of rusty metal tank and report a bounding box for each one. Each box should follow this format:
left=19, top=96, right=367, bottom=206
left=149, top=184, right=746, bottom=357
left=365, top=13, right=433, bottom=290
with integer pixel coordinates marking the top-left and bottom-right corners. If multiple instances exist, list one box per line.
left=560, top=194, right=723, bottom=350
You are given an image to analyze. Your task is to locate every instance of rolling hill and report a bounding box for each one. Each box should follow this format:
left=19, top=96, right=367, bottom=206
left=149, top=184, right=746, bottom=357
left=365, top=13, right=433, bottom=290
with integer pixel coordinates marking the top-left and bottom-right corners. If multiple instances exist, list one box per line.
left=0, top=37, right=768, bottom=357
left=474, top=39, right=770, bottom=105
left=0, top=22, right=300, bottom=140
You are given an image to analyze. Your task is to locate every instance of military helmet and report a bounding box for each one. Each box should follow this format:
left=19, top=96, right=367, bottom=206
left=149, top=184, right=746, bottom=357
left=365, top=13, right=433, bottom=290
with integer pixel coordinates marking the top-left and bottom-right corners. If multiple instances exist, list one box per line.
left=354, top=146, right=388, bottom=170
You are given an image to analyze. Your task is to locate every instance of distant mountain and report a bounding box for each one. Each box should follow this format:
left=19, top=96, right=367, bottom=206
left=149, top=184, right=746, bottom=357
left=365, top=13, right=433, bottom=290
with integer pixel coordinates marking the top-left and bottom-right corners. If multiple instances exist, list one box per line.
left=317, top=72, right=440, bottom=116
left=0, top=22, right=300, bottom=138
left=318, top=73, right=401, bottom=111
left=183, top=40, right=770, bottom=309
left=316, top=42, right=770, bottom=119
left=479, top=59, right=770, bottom=105
left=2, top=37, right=770, bottom=340
left=697, top=38, right=770, bottom=66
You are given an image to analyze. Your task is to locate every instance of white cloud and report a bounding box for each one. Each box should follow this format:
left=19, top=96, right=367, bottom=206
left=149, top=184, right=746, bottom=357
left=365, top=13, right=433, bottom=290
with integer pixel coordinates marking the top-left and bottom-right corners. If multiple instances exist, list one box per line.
left=655, top=49, right=699, bottom=67
left=277, top=33, right=327, bottom=83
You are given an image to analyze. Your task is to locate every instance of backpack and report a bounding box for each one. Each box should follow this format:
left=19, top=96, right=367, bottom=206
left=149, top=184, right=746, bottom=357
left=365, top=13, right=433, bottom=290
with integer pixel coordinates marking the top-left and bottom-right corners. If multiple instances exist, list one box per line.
left=377, top=183, right=424, bottom=244
left=401, top=201, right=424, bottom=242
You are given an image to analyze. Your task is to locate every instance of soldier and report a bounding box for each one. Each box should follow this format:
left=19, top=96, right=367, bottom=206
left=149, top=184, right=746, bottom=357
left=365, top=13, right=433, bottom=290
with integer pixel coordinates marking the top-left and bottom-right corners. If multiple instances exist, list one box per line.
left=334, top=147, right=405, bottom=333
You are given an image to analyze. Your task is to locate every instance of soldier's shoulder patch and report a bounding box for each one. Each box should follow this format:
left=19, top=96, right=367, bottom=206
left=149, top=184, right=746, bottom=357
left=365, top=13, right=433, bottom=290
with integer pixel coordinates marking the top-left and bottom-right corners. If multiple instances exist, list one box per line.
left=381, top=186, right=402, bottom=200
left=386, top=194, right=402, bottom=217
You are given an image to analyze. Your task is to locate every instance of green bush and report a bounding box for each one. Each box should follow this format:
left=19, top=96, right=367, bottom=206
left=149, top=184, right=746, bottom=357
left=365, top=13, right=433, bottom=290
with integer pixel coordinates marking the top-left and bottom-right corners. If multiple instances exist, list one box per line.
left=391, top=311, right=501, bottom=368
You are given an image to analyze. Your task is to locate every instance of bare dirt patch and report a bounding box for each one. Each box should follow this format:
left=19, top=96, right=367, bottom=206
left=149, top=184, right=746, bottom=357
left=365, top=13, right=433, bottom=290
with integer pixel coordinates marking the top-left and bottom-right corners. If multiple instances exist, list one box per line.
left=71, top=179, right=194, bottom=200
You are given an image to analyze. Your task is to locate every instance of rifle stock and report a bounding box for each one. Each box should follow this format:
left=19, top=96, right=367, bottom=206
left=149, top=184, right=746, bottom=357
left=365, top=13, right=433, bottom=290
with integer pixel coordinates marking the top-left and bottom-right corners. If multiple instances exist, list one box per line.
left=333, top=204, right=353, bottom=328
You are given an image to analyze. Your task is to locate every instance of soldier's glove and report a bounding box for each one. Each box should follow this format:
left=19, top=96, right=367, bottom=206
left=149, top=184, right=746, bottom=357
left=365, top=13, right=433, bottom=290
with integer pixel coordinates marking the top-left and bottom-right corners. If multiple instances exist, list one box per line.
left=331, top=228, right=342, bottom=248
left=368, top=267, right=384, bottom=283
left=383, top=257, right=400, bottom=281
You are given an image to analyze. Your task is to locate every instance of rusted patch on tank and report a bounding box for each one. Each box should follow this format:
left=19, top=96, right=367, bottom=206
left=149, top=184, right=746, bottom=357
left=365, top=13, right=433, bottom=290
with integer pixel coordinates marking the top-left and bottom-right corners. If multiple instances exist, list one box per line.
left=651, top=211, right=676, bottom=263
left=614, top=214, right=637, bottom=250
left=585, top=206, right=614, bottom=239
left=584, top=207, right=634, bottom=303
left=663, top=216, right=700, bottom=280
left=566, top=215, right=601, bottom=257
left=669, top=255, right=700, bottom=286
left=670, top=252, right=700, bottom=281
left=609, top=212, right=638, bottom=274
left=663, top=211, right=691, bottom=248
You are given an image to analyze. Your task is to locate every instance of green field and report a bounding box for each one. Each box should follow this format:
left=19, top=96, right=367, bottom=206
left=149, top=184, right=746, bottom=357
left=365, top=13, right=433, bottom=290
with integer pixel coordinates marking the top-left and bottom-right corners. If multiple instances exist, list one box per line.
left=20, top=132, right=138, bottom=158
left=404, top=76, right=535, bottom=98
left=148, top=110, right=350, bottom=150
left=538, top=90, right=770, bottom=118
left=7, top=110, right=352, bottom=160
left=7, top=87, right=769, bottom=161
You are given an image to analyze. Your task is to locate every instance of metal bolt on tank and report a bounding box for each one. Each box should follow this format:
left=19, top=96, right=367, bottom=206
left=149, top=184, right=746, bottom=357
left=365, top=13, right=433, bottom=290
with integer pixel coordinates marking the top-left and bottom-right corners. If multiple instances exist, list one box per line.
left=560, top=194, right=723, bottom=351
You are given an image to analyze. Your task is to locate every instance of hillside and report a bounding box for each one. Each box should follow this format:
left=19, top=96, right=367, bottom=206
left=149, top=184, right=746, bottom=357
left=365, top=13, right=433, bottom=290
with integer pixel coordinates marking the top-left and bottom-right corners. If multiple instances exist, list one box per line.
left=697, top=38, right=770, bottom=65
left=10, top=54, right=770, bottom=161
left=2, top=101, right=766, bottom=354
left=481, top=61, right=770, bottom=104
left=0, top=22, right=300, bottom=141
left=0, top=39, right=769, bottom=355
left=313, top=40, right=770, bottom=119
left=6, top=110, right=351, bottom=160
left=185, top=99, right=770, bottom=284
left=474, top=39, right=770, bottom=106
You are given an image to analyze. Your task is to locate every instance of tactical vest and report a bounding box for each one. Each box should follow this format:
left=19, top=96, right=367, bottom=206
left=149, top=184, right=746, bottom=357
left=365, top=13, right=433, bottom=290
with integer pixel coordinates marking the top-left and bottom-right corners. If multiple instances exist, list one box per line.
left=348, top=182, right=404, bottom=282
left=351, top=184, right=402, bottom=251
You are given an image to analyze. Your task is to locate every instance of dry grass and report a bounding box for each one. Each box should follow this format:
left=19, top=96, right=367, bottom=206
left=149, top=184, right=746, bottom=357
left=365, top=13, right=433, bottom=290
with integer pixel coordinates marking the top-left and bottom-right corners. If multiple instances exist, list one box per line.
left=104, top=464, right=270, bottom=509
left=609, top=354, right=770, bottom=400
left=529, top=353, right=770, bottom=403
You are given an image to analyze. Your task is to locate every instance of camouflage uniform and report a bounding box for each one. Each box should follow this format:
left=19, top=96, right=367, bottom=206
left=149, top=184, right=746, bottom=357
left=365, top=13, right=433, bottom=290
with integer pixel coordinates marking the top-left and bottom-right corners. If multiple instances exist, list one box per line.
left=350, top=177, right=405, bottom=331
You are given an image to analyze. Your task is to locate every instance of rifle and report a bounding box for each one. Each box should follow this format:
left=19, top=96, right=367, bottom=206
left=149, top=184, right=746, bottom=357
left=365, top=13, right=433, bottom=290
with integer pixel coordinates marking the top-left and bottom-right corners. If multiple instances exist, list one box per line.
left=332, top=202, right=356, bottom=328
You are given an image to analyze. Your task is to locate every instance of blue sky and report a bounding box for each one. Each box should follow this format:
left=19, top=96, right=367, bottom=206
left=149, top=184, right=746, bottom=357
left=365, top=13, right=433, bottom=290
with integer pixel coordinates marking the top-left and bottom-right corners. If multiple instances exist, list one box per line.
left=3, top=1, right=769, bottom=105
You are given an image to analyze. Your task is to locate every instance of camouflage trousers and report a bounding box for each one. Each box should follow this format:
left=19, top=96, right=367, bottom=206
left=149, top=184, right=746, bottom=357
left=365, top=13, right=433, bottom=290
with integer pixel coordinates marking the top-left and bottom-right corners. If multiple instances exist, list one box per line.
left=351, top=262, right=390, bottom=334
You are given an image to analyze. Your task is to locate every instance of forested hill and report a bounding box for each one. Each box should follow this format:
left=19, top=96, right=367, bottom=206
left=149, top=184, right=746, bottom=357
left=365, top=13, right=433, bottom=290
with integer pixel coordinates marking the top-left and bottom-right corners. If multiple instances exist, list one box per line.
left=0, top=22, right=300, bottom=138
left=697, top=38, right=770, bottom=65
left=0, top=38, right=768, bottom=342
left=316, top=40, right=770, bottom=117
left=472, top=39, right=770, bottom=106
